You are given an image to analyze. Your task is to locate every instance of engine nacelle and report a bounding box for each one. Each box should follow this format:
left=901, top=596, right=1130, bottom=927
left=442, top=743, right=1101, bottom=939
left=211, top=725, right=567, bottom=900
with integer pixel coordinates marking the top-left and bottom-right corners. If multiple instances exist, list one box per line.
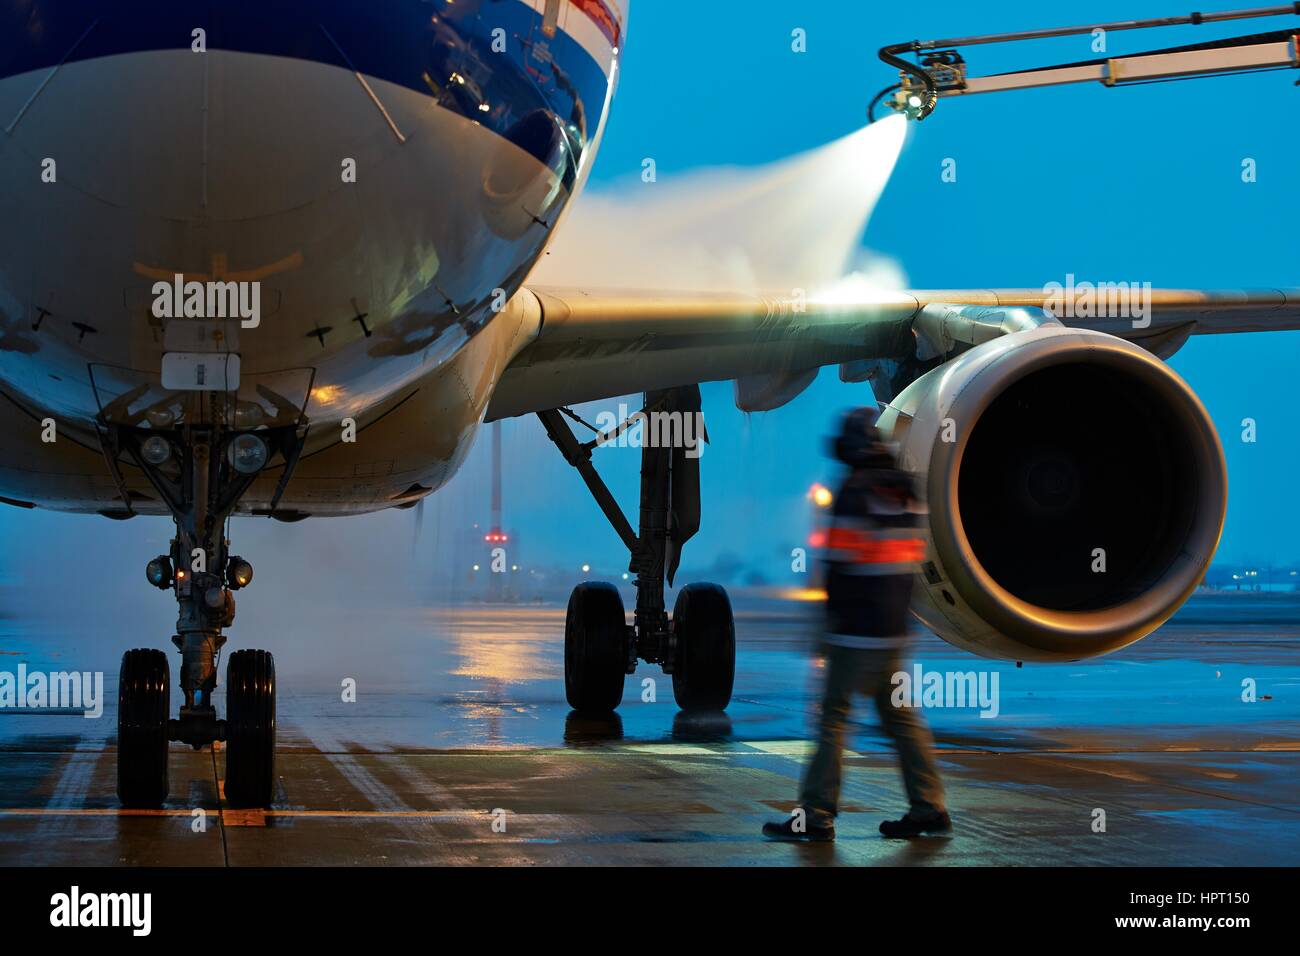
left=879, top=325, right=1226, bottom=661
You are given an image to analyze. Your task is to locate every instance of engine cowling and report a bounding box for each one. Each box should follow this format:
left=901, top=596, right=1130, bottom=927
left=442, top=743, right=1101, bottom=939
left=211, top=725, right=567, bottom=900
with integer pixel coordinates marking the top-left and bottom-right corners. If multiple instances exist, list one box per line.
left=878, top=325, right=1226, bottom=661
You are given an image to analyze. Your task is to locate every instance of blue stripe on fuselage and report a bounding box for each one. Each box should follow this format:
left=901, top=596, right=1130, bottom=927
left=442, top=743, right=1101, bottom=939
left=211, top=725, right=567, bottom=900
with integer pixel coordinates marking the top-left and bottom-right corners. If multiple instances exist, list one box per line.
left=0, top=0, right=609, bottom=166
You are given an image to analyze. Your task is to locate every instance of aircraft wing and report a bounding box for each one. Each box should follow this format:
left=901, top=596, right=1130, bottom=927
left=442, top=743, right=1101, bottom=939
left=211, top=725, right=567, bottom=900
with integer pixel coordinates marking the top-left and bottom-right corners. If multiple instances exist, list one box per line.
left=485, top=285, right=1300, bottom=419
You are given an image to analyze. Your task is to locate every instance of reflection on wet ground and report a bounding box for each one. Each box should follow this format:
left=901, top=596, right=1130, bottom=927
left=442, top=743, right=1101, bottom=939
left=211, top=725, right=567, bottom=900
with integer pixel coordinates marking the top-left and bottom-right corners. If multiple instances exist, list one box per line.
left=0, top=595, right=1296, bottom=865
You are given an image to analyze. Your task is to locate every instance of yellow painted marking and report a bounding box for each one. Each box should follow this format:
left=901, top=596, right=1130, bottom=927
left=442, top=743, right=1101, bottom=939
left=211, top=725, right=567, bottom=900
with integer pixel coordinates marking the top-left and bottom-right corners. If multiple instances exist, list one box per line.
left=223, top=809, right=268, bottom=827
left=623, top=743, right=722, bottom=755
left=0, top=809, right=200, bottom=817
left=744, top=740, right=815, bottom=756
left=133, top=251, right=304, bottom=284
left=0, top=809, right=499, bottom=820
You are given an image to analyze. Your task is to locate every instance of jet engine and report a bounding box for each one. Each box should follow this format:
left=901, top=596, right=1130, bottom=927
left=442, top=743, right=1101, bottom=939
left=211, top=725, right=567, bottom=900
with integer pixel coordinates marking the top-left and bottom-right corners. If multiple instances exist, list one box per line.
left=878, top=325, right=1226, bottom=661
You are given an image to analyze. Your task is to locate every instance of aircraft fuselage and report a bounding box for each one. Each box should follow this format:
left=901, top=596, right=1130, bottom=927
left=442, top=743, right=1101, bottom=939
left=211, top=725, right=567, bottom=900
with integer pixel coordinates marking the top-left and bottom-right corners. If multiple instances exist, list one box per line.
left=0, top=0, right=624, bottom=516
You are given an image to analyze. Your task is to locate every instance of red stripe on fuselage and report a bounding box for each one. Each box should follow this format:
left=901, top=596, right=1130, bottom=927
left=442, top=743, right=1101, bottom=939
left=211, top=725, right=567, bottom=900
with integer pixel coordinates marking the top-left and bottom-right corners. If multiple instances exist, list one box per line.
left=570, top=0, right=622, bottom=48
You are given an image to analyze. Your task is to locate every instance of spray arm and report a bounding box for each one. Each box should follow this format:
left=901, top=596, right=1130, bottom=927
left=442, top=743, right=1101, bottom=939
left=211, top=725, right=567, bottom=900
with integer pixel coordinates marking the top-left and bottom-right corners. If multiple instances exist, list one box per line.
left=870, top=3, right=1300, bottom=122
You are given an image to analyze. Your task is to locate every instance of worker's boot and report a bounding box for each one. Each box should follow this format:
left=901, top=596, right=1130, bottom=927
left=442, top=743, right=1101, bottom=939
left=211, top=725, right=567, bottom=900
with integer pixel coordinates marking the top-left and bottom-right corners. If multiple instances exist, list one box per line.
left=762, top=810, right=835, bottom=843
left=879, top=810, right=952, bottom=838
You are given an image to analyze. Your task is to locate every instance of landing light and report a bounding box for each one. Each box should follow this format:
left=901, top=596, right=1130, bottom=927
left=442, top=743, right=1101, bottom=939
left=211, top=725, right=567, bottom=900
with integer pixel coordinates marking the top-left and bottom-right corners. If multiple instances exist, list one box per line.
left=227, top=556, right=254, bottom=590
left=146, top=407, right=176, bottom=428
left=227, top=434, right=269, bottom=475
left=141, top=436, right=172, bottom=466
left=145, top=556, right=174, bottom=589
left=234, top=402, right=265, bottom=428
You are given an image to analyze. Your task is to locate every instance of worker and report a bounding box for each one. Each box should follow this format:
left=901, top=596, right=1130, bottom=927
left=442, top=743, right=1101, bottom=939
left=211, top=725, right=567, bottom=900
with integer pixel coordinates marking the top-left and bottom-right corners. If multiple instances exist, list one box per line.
left=764, top=407, right=950, bottom=842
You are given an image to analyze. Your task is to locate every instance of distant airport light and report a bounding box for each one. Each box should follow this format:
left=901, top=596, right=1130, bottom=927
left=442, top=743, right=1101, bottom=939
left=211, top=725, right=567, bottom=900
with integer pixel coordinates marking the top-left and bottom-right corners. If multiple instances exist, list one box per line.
left=809, top=483, right=833, bottom=508
left=780, top=587, right=828, bottom=603
left=472, top=564, right=480, bottom=572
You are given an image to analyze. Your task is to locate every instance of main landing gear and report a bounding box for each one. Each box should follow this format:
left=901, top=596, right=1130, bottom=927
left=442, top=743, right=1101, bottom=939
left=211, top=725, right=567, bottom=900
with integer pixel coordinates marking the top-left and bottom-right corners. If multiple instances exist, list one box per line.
left=539, top=386, right=736, bottom=714
left=104, top=418, right=299, bottom=808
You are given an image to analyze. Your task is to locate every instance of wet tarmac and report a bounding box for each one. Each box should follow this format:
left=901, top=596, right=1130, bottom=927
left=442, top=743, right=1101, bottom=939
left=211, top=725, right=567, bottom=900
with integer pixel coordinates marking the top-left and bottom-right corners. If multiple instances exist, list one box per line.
left=0, top=593, right=1297, bottom=866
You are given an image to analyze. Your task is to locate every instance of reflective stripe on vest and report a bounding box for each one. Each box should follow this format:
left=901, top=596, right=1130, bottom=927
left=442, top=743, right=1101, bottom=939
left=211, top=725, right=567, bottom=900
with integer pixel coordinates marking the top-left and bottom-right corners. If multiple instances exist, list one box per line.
left=824, top=526, right=926, bottom=568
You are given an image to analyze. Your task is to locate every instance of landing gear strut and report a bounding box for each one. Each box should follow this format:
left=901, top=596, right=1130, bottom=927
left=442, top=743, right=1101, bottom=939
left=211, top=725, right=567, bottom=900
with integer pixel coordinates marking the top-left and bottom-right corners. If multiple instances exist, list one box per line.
left=108, top=419, right=300, bottom=808
left=539, top=386, right=736, bottom=714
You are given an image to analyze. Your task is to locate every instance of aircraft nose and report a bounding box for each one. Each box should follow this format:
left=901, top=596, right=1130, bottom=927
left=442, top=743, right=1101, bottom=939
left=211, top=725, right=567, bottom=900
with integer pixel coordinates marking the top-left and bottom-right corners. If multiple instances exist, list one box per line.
left=2, top=43, right=406, bottom=223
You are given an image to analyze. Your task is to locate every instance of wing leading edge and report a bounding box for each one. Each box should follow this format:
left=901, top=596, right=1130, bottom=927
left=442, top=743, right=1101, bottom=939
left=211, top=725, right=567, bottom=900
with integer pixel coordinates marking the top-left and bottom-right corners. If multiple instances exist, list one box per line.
left=485, top=285, right=1300, bottom=420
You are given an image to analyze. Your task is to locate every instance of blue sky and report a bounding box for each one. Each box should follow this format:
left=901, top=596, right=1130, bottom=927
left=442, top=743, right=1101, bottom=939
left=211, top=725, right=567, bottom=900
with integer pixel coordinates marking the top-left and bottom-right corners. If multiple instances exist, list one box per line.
left=544, top=0, right=1300, bottom=575
left=2, top=1, right=1297, bottom=600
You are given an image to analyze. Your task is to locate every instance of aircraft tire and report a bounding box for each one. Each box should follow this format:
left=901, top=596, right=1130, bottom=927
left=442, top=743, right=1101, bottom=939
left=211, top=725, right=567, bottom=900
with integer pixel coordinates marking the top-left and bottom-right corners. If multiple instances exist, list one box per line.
left=564, top=582, right=628, bottom=712
left=224, top=649, right=277, bottom=808
left=671, top=583, right=736, bottom=711
left=117, top=648, right=170, bottom=808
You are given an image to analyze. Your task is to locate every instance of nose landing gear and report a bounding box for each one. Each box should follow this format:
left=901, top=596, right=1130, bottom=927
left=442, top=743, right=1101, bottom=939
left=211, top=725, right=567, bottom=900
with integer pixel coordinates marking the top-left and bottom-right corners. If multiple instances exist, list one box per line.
left=108, top=422, right=299, bottom=808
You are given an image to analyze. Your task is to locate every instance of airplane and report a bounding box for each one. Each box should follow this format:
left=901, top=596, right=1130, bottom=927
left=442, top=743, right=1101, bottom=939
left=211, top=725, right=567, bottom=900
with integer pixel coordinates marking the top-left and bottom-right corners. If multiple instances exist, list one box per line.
left=0, top=0, right=1297, bottom=809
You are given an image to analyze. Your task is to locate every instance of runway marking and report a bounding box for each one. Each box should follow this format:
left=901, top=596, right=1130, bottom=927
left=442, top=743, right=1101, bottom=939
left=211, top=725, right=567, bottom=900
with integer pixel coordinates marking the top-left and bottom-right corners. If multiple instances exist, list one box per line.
left=622, top=743, right=725, bottom=755
left=744, top=741, right=814, bottom=756
left=223, top=809, right=267, bottom=827
left=31, top=735, right=107, bottom=840
left=304, top=729, right=417, bottom=812
left=0, top=808, right=513, bottom=821
left=384, top=757, right=457, bottom=807
left=1, top=808, right=201, bottom=817
left=1003, top=752, right=1300, bottom=816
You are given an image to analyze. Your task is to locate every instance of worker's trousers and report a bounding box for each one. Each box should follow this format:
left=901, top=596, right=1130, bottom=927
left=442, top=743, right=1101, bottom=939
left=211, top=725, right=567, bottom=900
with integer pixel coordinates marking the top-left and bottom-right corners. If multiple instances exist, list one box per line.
left=799, top=643, right=946, bottom=825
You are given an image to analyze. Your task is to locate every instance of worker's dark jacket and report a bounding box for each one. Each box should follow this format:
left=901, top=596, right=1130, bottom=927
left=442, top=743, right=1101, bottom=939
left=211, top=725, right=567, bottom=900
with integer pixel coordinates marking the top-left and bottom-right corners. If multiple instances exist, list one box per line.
left=820, top=466, right=926, bottom=649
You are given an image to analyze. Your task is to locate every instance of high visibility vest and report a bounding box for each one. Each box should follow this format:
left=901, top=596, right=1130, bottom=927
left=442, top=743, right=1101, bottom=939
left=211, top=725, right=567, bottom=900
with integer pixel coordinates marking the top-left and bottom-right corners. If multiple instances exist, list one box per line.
left=819, top=470, right=926, bottom=647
